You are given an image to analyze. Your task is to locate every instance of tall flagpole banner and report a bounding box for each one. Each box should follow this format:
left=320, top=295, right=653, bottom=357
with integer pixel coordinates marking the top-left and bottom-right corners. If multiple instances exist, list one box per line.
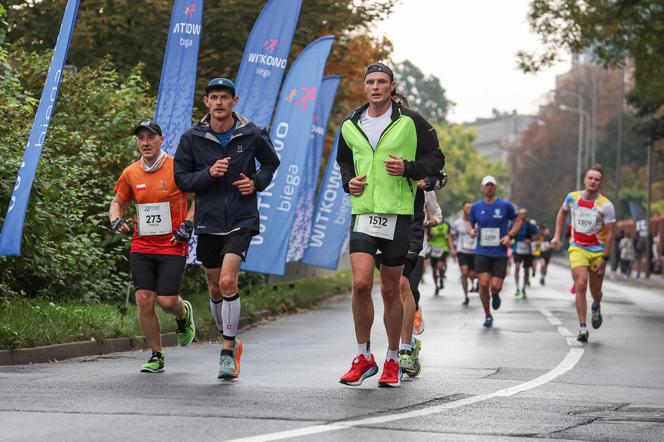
left=234, top=0, right=302, bottom=127
left=301, top=132, right=352, bottom=270
left=0, top=0, right=81, bottom=256
left=154, top=0, right=204, bottom=156
left=242, top=36, right=335, bottom=275
left=286, top=75, right=341, bottom=262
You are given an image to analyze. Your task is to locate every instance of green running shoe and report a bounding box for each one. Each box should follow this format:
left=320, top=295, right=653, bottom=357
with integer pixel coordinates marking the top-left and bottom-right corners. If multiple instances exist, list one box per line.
left=411, top=336, right=422, bottom=359
left=399, top=349, right=415, bottom=374
left=176, top=300, right=196, bottom=346
left=141, top=351, right=165, bottom=373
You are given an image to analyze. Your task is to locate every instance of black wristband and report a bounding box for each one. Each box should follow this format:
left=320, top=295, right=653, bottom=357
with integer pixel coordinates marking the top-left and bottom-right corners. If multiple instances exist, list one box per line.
left=111, top=217, right=127, bottom=232
left=602, top=255, right=610, bottom=261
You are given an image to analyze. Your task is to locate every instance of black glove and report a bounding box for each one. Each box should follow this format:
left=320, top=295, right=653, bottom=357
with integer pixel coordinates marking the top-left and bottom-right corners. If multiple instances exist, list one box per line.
left=423, top=169, right=448, bottom=191
left=111, top=217, right=128, bottom=232
left=173, top=220, right=194, bottom=243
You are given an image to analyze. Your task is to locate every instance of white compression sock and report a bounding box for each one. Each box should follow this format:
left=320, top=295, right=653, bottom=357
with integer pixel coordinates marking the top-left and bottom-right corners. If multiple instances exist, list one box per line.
left=210, top=298, right=224, bottom=333
left=221, top=293, right=241, bottom=340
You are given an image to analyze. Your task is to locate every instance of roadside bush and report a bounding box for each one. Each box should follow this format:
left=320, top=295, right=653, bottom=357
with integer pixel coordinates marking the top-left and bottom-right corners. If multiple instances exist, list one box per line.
left=0, top=46, right=154, bottom=301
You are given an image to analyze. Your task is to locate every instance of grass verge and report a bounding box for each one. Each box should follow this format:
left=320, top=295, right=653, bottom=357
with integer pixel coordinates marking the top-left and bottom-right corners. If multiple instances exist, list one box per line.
left=0, top=271, right=351, bottom=350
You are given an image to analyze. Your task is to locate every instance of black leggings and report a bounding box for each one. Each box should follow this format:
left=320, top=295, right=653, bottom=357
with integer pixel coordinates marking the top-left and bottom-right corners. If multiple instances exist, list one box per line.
left=409, top=256, right=425, bottom=310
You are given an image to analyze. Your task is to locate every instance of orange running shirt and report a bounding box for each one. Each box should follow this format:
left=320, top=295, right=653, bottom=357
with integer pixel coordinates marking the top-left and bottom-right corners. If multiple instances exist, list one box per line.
left=114, top=156, right=188, bottom=256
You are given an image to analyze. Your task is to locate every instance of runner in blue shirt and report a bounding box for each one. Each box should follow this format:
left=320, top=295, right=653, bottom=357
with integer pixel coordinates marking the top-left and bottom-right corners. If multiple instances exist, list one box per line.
left=467, top=176, right=523, bottom=327
left=511, top=208, right=539, bottom=299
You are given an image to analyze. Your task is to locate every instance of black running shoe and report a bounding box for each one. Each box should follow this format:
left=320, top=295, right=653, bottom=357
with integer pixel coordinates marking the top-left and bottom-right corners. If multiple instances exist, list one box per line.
left=591, top=303, right=603, bottom=329
left=491, top=293, right=501, bottom=310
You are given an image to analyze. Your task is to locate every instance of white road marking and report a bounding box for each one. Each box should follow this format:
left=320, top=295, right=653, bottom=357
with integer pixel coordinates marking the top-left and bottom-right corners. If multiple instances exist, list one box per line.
left=567, top=338, right=583, bottom=347
left=557, top=326, right=574, bottom=337
left=548, top=317, right=562, bottom=326
left=226, top=302, right=585, bottom=442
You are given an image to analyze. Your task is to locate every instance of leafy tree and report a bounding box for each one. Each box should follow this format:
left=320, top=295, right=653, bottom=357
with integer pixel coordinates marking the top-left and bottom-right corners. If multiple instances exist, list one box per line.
left=510, top=65, right=661, bottom=225
left=393, top=59, right=452, bottom=124
left=434, top=124, right=508, bottom=217
left=5, top=0, right=397, bottom=112
left=517, top=0, right=664, bottom=103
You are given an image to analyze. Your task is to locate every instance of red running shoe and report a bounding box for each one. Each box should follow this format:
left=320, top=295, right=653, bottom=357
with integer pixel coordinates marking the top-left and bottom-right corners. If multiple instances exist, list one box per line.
left=570, top=284, right=576, bottom=295
left=339, top=354, right=378, bottom=386
left=378, top=359, right=402, bottom=388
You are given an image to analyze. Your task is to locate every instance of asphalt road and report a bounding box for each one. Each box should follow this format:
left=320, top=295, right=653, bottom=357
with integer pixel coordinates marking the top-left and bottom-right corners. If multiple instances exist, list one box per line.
left=1, top=262, right=663, bottom=441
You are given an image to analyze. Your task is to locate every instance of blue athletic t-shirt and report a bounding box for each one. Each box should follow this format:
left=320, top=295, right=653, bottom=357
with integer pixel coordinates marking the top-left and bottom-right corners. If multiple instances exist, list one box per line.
left=512, top=221, right=539, bottom=255
left=469, top=198, right=516, bottom=257
left=210, top=122, right=236, bottom=149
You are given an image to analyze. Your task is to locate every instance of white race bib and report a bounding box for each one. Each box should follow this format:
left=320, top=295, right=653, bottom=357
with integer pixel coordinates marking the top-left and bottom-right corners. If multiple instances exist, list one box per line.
left=354, top=214, right=397, bottom=240
left=541, top=241, right=552, bottom=252
left=137, top=202, right=172, bottom=236
left=515, top=241, right=530, bottom=254
left=462, top=236, right=477, bottom=250
left=573, top=208, right=597, bottom=234
left=480, top=227, right=500, bottom=247
left=430, top=247, right=444, bottom=258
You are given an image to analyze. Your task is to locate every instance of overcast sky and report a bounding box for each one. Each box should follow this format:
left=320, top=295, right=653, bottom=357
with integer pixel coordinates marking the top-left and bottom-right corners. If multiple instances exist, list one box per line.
left=374, top=0, right=571, bottom=123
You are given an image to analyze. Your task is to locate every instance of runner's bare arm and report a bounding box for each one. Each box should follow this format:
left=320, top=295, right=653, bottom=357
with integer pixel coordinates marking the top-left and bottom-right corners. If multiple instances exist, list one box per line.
left=550, top=207, right=570, bottom=250
left=109, top=195, right=131, bottom=233
left=602, top=222, right=616, bottom=258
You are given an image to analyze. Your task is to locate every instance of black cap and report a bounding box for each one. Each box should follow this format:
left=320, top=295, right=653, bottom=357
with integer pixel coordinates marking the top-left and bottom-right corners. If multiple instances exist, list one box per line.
left=364, top=62, right=394, bottom=81
left=206, top=77, right=236, bottom=96
left=133, top=120, right=163, bottom=136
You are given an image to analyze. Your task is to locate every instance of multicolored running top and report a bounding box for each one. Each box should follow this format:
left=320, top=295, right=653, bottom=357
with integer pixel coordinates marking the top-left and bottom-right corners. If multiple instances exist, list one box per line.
left=562, top=191, right=616, bottom=252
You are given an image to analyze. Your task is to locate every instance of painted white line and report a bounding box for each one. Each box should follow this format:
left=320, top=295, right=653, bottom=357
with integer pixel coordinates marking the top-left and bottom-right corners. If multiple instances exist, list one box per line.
left=557, top=326, right=574, bottom=337
left=537, top=306, right=553, bottom=317
left=567, top=337, right=583, bottom=347
left=226, top=348, right=585, bottom=442
left=548, top=317, right=562, bottom=326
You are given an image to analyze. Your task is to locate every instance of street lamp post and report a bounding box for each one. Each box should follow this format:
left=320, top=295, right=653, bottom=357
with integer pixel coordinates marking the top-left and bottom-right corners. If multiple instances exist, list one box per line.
left=560, top=102, right=591, bottom=189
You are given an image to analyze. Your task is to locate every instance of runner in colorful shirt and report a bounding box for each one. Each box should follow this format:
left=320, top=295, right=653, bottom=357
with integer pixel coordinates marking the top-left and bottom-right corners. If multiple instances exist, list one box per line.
left=109, top=120, right=196, bottom=373
left=551, top=164, right=616, bottom=342
left=451, top=201, right=477, bottom=306
left=468, top=175, right=524, bottom=328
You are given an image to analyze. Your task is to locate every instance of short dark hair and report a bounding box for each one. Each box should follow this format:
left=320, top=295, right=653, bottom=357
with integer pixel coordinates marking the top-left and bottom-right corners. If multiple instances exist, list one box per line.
left=587, top=163, right=604, bottom=178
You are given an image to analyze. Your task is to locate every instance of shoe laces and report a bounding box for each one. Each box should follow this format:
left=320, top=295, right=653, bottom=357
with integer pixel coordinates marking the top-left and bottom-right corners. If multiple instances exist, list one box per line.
left=148, top=351, right=162, bottom=363
left=176, top=317, right=187, bottom=333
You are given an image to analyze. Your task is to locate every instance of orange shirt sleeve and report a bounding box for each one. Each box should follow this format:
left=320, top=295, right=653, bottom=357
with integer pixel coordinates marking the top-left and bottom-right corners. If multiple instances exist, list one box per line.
left=114, top=170, right=133, bottom=202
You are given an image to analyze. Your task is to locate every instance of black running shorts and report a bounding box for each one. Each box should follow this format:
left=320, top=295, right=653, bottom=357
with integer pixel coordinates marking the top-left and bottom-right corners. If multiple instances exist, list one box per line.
left=350, top=214, right=411, bottom=267
left=541, top=250, right=552, bottom=264
left=374, top=250, right=418, bottom=277
left=130, top=252, right=186, bottom=295
left=474, top=254, right=508, bottom=279
left=196, top=229, right=252, bottom=269
left=514, top=253, right=534, bottom=268
left=457, top=252, right=475, bottom=272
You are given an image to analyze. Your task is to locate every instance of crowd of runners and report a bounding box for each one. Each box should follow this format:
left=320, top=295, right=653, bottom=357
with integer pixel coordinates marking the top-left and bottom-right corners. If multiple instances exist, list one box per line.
left=108, top=62, right=616, bottom=385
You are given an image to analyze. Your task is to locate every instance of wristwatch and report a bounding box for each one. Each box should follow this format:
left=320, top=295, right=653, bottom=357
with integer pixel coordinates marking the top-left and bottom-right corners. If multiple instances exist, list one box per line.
left=602, top=255, right=610, bottom=261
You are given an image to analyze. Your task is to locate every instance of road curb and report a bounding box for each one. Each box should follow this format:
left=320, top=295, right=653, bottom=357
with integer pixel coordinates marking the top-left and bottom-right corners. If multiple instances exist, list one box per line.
left=0, top=287, right=349, bottom=366
left=0, top=333, right=178, bottom=366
